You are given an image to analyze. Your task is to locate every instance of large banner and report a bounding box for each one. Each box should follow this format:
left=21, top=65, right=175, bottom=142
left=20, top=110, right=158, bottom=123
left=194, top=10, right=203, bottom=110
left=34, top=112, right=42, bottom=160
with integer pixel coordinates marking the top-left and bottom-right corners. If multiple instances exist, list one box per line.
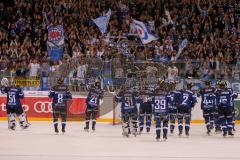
left=0, top=96, right=86, bottom=120
left=47, top=25, right=65, bottom=61
left=130, top=19, right=158, bottom=44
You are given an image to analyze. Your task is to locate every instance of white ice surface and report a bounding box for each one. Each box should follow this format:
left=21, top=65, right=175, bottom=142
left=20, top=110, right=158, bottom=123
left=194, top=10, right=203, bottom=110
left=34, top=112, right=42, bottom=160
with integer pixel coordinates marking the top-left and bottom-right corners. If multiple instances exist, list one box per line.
left=0, top=122, right=239, bottom=160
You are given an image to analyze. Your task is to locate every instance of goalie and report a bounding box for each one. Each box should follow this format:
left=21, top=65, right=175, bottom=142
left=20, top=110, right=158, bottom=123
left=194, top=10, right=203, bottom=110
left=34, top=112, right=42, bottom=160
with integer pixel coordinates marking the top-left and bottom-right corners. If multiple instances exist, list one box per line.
left=115, top=86, right=139, bottom=137
left=0, top=78, right=30, bottom=130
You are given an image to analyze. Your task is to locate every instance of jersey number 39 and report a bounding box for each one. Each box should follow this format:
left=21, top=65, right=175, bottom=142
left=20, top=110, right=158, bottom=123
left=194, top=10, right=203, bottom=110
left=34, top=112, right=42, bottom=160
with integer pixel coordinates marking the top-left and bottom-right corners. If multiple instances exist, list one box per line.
left=155, top=99, right=166, bottom=110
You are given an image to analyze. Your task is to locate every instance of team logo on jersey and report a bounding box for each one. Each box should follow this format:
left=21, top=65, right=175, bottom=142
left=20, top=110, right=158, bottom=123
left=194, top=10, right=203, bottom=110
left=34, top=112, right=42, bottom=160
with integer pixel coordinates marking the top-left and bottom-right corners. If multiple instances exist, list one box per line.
left=34, top=101, right=52, bottom=113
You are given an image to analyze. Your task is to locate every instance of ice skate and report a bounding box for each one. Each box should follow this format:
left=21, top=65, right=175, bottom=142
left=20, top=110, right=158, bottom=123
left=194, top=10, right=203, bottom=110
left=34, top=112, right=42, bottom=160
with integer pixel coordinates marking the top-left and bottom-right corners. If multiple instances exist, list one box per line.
left=62, top=127, right=65, bottom=134
left=207, top=129, right=211, bottom=136
left=122, top=131, right=129, bottom=138
left=163, top=134, right=167, bottom=141
left=223, top=132, right=227, bottom=137
left=146, top=128, right=150, bottom=133
left=228, top=131, right=234, bottom=137
left=55, top=128, right=59, bottom=134
left=178, top=130, right=182, bottom=137
left=233, top=127, right=236, bottom=132
left=84, top=127, right=89, bottom=132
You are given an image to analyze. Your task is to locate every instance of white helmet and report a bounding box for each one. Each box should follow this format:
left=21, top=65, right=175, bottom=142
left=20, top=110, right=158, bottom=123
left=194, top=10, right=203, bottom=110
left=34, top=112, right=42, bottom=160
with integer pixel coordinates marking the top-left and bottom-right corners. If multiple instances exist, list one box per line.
left=1, top=77, right=9, bottom=87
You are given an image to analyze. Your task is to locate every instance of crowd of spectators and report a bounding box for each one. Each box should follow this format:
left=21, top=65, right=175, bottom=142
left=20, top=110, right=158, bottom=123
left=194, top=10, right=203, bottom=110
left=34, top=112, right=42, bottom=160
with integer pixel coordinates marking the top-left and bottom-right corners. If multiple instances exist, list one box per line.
left=0, top=0, right=239, bottom=86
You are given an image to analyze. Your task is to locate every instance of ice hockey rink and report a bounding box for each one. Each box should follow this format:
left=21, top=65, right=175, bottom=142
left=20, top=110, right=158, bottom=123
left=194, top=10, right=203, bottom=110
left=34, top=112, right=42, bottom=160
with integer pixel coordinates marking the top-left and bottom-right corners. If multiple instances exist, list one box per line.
left=0, top=122, right=239, bottom=160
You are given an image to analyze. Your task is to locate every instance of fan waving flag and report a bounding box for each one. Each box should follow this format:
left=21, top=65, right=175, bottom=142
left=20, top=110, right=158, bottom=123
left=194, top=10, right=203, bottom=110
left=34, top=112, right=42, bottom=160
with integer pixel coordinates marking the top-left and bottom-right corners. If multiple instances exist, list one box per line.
left=47, top=25, right=65, bottom=61
left=130, top=19, right=158, bottom=44
left=175, top=38, right=188, bottom=60
left=92, top=9, right=111, bottom=35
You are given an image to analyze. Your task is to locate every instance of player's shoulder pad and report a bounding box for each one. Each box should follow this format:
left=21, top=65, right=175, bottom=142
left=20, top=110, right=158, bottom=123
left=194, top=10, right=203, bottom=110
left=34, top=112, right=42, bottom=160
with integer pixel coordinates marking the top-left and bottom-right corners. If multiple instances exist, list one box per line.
left=17, top=86, right=23, bottom=91
left=227, top=88, right=233, bottom=92
left=10, top=87, right=18, bottom=92
left=186, top=90, right=194, bottom=94
left=173, top=90, right=181, bottom=94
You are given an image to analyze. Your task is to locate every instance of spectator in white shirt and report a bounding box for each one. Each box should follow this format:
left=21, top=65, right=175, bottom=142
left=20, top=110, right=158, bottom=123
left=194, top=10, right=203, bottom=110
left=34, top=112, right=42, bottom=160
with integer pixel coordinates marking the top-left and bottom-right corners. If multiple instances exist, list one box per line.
left=29, top=59, right=40, bottom=77
left=167, top=61, right=178, bottom=81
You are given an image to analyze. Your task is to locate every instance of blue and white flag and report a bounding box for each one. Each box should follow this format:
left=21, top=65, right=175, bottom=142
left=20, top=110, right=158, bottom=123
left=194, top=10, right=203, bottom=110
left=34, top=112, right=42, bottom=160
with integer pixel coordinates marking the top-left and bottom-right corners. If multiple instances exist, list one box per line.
left=176, top=38, right=188, bottom=60
left=130, top=19, right=158, bottom=44
left=47, top=25, right=65, bottom=61
left=92, top=9, right=111, bottom=35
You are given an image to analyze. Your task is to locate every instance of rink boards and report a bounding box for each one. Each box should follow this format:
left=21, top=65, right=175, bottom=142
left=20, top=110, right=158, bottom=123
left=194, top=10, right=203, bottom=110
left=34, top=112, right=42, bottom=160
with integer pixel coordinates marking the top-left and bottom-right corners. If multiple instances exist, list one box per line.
left=0, top=91, right=240, bottom=123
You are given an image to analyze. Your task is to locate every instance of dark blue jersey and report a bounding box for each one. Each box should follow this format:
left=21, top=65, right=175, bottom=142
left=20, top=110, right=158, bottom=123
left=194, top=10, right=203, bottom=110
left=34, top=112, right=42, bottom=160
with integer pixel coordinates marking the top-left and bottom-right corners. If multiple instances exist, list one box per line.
left=198, top=88, right=216, bottom=110
left=215, top=88, right=238, bottom=108
left=1, top=87, right=24, bottom=108
left=229, top=88, right=238, bottom=108
left=138, top=89, right=153, bottom=104
left=152, top=89, right=169, bottom=115
left=115, top=90, right=139, bottom=112
left=179, top=90, right=197, bottom=109
left=167, top=90, right=181, bottom=110
left=48, top=85, right=72, bottom=108
left=86, top=87, right=104, bottom=108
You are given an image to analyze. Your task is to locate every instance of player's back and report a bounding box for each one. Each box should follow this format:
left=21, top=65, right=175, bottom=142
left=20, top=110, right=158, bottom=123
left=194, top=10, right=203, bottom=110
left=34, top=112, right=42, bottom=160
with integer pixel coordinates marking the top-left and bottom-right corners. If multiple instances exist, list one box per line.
left=152, top=89, right=169, bottom=115
left=117, top=89, right=138, bottom=112
left=1, top=86, right=24, bottom=107
left=49, top=85, right=72, bottom=107
left=216, top=88, right=236, bottom=108
left=139, top=89, right=153, bottom=104
left=179, top=90, right=196, bottom=109
left=199, top=88, right=216, bottom=110
left=167, top=90, right=181, bottom=109
left=86, top=87, right=104, bottom=107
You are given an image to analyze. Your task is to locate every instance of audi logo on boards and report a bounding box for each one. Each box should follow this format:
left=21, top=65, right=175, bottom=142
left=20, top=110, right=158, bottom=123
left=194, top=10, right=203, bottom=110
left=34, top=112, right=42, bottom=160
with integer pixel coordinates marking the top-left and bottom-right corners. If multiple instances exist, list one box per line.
left=22, top=104, right=29, bottom=112
left=34, top=101, right=52, bottom=113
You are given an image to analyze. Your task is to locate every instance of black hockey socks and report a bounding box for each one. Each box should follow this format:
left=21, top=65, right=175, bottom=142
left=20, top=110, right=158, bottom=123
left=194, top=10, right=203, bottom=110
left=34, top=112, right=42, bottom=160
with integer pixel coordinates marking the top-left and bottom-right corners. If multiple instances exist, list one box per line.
left=185, top=125, right=190, bottom=136
left=92, top=120, right=96, bottom=131
left=85, top=120, right=90, bottom=130
left=54, top=124, right=59, bottom=133
left=62, top=122, right=66, bottom=133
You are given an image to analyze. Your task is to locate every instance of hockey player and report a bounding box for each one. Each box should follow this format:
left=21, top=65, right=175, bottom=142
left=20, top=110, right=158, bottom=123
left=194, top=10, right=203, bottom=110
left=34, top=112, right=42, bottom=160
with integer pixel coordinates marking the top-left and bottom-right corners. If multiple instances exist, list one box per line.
left=138, top=86, right=153, bottom=134
left=215, top=81, right=238, bottom=137
left=0, top=78, right=29, bottom=130
left=214, top=81, right=222, bottom=133
left=152, top=80, right=169, bottom=141
left=115, top=86, right=139, bottom=137
left=84, top=80, right=104, bottom=132
left=48, top=78, right=72, bottom=134
left=178, top=83, right=197, bottom=136
left=228, top=85, right=237, bottom=132
left=167, top=81, right=181, bottom=134
left=232, top=109, right=236, bottom=131
left=198, top=81, right=216, bottom=135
